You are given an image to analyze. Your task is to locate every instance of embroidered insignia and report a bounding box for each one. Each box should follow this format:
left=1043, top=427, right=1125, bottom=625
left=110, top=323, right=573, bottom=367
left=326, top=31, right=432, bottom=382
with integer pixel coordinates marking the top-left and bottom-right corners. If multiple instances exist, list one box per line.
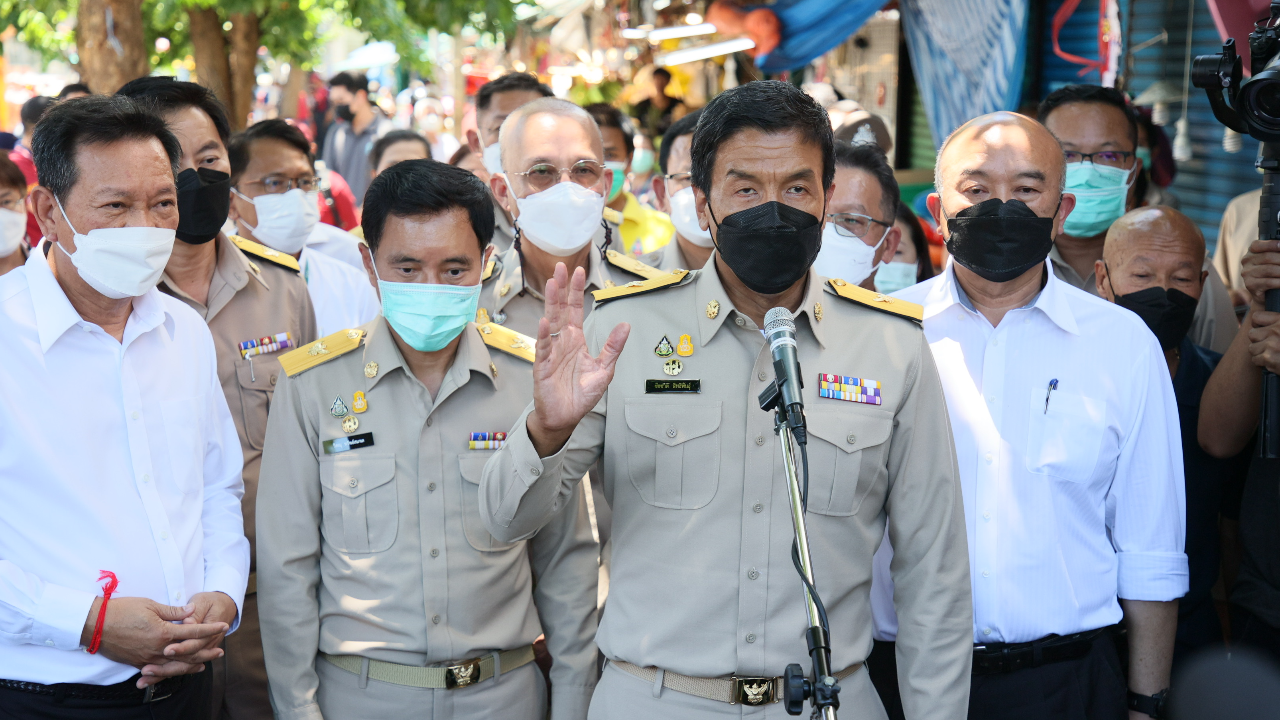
left=352, top=391, right=367, bottom=413
left=330, top=396, right=350, bottom=417
left=364, top=362, right=379, bottom=378
left=706, top=300, right=720, bottom=319
left=663, top=359, right=683, bottom=376
left=309, top=342, right=329, bottom=356
left=814, top=302, right=823, bottom=322
left=675, top=334, right=694, bottom=357
left=655, top=335, right=674, bottom=357
left=341, top=415, right=359, bottom=433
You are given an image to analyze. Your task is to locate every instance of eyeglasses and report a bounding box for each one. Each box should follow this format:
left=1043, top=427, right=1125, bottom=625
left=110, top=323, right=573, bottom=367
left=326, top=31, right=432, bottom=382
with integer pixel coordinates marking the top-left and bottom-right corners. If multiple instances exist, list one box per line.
left=1063, top=150, right=1134, bottom=168
left=510, top=161, right=605, bottom=193
left=663, top=172, right=693, bottom=191
left=826, top=212, right=892, bottom=239
left=0, top=196, right=24, bottom=213
left=242, top=174, right=321, bottom=194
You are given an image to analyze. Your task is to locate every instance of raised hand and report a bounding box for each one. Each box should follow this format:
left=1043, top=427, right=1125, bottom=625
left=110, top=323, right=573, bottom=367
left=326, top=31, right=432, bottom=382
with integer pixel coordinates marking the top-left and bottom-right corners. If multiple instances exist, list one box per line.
left=528, top=262, right=630, bottom=457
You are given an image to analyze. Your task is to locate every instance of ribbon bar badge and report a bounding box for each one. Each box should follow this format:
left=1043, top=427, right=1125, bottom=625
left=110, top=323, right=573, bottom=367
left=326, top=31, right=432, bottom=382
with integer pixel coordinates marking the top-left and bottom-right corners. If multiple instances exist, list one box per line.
left=469, top=431, right=507, bottom=450
left=818, top=373, right=882, bottom=405
left=240, top=332, right=294, bottom=359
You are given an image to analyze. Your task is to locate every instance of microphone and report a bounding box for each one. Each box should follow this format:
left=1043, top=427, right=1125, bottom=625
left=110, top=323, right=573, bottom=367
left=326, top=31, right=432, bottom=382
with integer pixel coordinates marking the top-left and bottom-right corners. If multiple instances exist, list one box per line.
left=762, top=307, right=806, bottom=443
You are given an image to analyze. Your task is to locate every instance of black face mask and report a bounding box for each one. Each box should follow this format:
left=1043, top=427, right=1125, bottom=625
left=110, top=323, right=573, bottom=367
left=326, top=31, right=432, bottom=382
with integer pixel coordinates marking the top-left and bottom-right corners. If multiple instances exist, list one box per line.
left=1110, top=281, right=1199, bottom=351
left=333, top=103, right=354, bottom=123
left=944, top=198, right=1057, bottom=283
left=175, top=167, right=231, bottom=245
left=709, top=201, right=822, bottom=295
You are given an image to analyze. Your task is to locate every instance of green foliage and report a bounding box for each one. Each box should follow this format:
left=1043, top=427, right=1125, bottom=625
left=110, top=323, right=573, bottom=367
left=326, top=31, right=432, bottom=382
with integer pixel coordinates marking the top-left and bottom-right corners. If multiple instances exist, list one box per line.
left=0, top=0, right=77, bottom=63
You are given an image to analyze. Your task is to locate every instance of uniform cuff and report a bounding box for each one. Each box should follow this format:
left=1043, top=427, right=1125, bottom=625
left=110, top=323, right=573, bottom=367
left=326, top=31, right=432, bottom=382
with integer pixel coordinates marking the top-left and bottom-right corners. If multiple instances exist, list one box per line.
left=550, top=684, right=595, bottom=720
left=204, top=566, right=249, bottom=634
left=1117, top=551, right=1189, bottom=601
left=275, top=702, right=324, bottom=720
left=33, top=582, right=97, bottom=651
left=496, top=415, right=568, bottom=527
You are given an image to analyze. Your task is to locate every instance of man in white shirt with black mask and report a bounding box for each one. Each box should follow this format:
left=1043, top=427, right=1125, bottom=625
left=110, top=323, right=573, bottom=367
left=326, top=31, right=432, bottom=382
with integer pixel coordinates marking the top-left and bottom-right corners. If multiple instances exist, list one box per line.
left=0, top=93, right=249, bottom=719
left=871, top=111, right=1186, bottom=720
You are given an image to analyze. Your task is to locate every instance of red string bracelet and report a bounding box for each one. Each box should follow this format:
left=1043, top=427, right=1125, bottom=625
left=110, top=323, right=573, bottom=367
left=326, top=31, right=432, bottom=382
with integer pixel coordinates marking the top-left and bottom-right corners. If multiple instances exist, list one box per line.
left=86, top=570, right=118, bottom=655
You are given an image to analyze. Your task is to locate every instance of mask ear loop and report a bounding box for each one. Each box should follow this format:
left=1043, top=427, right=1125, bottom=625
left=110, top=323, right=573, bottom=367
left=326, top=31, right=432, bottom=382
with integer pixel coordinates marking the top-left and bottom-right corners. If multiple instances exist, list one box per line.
left=230, top=187, right=260, bottom=237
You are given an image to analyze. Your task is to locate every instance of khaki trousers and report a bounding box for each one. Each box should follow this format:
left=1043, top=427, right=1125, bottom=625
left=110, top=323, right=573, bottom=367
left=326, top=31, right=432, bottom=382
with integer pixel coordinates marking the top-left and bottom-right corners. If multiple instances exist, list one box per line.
left=587, top=661, right=888, bottom=720
left=209, top=592, right=273, bottom=720
left=316, top=653, right=547, bottom=720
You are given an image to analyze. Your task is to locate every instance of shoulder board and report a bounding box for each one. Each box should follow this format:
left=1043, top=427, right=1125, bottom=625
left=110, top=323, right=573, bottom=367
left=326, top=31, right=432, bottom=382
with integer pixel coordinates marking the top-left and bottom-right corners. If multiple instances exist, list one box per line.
left=602, top=207, right=624, bottom=226
left=349, top=225, right=365, bottom=240
left=591, top=269, right=690, bottom=305
left=824, top=278, right=922, bottom=323
left=605, top=249, right=664, bottom=280
left=476, top=322, right=535, bottom=362
left=482, top=256, right=497, bottom=282
left=279, top=328, right=366, bottom=377
left=230, top=235, right=300, bottom=273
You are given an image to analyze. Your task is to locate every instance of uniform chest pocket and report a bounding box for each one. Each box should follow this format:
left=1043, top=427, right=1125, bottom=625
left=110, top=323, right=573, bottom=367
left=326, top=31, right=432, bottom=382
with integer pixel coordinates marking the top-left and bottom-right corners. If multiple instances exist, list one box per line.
left=458, top=455, right=519, bottom=552
left=804, top=407, right=893, bottom=516
left=320, top=453, right=398, bottom=553
left=623, top=399, right=722, bottom=510
left=235, top=361, right=280, bottom=451
left=1025, top=389, right=1106, bottom=483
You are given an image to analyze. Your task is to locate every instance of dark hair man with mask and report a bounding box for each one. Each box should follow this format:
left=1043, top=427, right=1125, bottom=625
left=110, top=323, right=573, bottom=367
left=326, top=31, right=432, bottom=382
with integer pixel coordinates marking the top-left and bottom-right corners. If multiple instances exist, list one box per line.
left=872, top=112, right=1186, bottom=720
left=479, top=79, right=972, bottom=718
left=117, top=75, right=318, bottom=720
left=1095, top=206, right=1251, bottom=670
left=256, top=159, right=599, bottom=720
left=1039, top=84, right=1237, bottom=355
left=811, top=141, right=902, bottom=293
left=583, top=103, right=673, bottom=258
left=322, top=72, right=392, bottom=206
left=643, top=109, right=712, bottom=272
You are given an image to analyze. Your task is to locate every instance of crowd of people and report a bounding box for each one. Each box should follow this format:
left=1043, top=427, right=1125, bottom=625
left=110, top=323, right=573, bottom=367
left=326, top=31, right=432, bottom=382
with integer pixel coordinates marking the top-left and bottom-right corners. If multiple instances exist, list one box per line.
left=0, top=65, right=1277, bottom=720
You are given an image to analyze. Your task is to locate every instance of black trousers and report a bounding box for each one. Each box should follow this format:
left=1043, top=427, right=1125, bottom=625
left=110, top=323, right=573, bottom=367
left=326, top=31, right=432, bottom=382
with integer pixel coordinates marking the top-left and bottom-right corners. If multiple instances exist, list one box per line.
left=0, top=669, right=211, bottom=720
left=968, top=632, right=1127, bottom=720
left=867, top=640, right=906, bottom=720
left=1232, top=605, right=1280, bottom=666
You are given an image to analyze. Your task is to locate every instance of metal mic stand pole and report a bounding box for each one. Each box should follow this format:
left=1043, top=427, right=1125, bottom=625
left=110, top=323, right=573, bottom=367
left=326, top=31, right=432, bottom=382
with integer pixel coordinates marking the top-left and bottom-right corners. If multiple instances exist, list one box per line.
left=1260, top=141, right=1280, bottom=458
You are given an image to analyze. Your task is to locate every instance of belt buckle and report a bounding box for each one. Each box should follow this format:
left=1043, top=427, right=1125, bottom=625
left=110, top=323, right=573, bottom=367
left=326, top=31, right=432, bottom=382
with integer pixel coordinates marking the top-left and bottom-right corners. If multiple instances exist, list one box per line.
left=731, top=676, right=775, bottom=705
left=142, top=682, right=173, bottom=704
left=445, top=657, right=483, bottom=689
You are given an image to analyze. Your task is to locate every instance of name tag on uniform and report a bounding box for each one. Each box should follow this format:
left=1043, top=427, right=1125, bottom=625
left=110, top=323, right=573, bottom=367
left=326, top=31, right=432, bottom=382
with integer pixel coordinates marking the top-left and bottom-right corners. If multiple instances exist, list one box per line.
left=645, top=379, right=701, bottom=393
left=323, top=432, right=375, bottom=454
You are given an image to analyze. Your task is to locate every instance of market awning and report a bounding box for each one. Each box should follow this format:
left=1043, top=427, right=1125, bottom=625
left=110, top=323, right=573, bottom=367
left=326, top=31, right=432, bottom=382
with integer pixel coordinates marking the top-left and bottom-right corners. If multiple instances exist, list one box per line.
left=333, top=41, right=400, bottom=71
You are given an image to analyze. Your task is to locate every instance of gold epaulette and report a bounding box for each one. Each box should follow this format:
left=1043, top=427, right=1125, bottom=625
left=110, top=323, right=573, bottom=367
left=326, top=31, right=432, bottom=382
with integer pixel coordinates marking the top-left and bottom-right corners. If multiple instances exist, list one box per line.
left=602, top=207, right=624, bottom=226
left=475, top=311, right=535, bottom=362
left=230, top=235, right=301, bottom=273
left=482, top=256, right=497, bottom=282
left=605, top=249, right=664, bottom=280
left=350, top=226, right=365, bottom=240
left=591, top=269, right=690, bottom=305
left=824, top=278, right=923, bottom=323
left=279, top=329, right=366, bottom=377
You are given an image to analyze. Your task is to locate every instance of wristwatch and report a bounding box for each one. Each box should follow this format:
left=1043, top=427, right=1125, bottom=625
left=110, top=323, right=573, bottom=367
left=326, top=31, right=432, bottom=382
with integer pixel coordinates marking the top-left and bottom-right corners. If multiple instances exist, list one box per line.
left=1128, top=689, right=1168, bottom=719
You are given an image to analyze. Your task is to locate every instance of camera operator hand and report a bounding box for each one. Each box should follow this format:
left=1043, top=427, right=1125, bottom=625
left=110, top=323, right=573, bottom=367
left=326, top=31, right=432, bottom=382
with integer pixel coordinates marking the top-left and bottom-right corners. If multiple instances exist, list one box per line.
left=1240, top=239, right=1280, bottom=303
left=1248, top=309, right=1280, bottom=374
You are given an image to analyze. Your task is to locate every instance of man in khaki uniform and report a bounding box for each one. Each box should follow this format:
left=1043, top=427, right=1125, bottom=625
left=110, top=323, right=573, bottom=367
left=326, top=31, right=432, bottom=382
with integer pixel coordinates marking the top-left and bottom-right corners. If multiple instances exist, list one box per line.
left=480, top=80, right=972, bottom=719
left=641, top=110, right=714, bottom=274
left=118, top=76, right=317, bottom=720
left=256, top=159, right=599, bottom=720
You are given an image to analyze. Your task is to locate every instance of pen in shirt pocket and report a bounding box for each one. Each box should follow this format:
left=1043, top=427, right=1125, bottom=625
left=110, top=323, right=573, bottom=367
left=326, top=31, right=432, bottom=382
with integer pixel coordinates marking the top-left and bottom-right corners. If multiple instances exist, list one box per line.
left=1044, top=378, right=1059, bottom=414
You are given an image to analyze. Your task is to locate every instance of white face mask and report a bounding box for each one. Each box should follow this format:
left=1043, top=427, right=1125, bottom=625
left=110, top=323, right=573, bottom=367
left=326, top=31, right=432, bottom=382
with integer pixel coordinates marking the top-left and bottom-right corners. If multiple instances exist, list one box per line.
left=0, top=208, right=26, bottom=257
left=812, top=222, right=888, bottom=285
left=482, top=142, right=504, bottom=176
left=873, top=260, right=918, bottom=295
left=53, top=196, right=175, bottom=299
left=233, top=187, right=319, bottom=255
left=668, top=186, right=713, bottom=247
left=509, top=179, right=605, bottom=256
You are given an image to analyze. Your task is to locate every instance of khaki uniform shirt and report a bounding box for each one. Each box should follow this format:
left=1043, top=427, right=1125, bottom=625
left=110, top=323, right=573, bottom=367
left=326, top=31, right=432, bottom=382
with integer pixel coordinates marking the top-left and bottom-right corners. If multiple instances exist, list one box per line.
left=256, top=318, right=599, bottom=720
left=1215, top=187, right=1260, bottom=293
left=158, top=233, right=317, bottom=569
left=492, top=196, right=515, bottom=255
left=639, top=234, right=709, bottom=273
left=480, top=263, right=974, bottom=719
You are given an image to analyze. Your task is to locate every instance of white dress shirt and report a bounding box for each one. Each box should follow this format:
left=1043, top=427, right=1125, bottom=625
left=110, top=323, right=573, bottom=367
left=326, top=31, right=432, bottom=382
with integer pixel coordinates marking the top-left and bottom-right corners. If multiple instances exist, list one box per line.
left=306, top=221, right=365, bottom=270
left=872, top=261, right=1187, bottom=644
left=0, top=250, right=249, bottom=685
left=299, top=247, right=380, bottom=337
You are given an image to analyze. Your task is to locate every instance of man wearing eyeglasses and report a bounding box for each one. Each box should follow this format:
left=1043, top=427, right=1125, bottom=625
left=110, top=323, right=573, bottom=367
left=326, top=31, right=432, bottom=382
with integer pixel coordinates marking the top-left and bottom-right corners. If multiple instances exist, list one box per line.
left=228, top=119, right=380, bottom=337
left=1039, top=84, right=1237, bottom=353
left=644, top=110, right=714, bottom=273
left=812, top=141, right=903, bottom=291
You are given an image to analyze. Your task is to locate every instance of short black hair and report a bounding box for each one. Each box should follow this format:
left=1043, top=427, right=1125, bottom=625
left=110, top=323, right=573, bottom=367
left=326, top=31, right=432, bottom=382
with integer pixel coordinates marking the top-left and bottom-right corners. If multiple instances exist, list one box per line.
left=1037, top=84, right=1137, bottom=146
left=690, top=80, right=834, bottom=195
left=227, top=119, right=313, bottom=184
left=833, top=141, right=899, bottom=221
left=361, top=159, right=495, bottom=255
left=32, top=94, right=181, bottom=201
left=476, top=72, right=553, bottom=113
left=117, top=76, right=232, bottom=143
left=329, top=72, right=368, bottom=95
left=21, top=96, right=55, bottom=129
left=369, top=130, right=431, bottom=171
left=583, top=103, right=636, bottom=156
left=0, top=154, right=27, bottom=192
left=895, top=202, right=934, bottom=282
left=653, top=68, right=672, bottom=82
left=447, top=144, right=472, bottom=166
left=57, top=83, right=91, bottom=99
left=659, top=108, right=702, bottom=174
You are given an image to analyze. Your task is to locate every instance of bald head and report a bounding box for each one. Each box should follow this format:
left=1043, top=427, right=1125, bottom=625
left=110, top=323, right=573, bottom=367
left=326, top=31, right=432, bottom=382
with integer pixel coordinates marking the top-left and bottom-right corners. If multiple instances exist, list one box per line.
left=498, top=97, right=603, bottom=174
left=1097, top=206, right=1206, bottom=302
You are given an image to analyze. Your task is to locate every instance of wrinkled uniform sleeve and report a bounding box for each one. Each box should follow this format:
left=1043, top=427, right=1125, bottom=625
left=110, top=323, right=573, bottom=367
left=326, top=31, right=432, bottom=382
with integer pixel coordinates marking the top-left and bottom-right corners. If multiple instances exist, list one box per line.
left=1108, top=337, right=1188, bottom=602
left=527, top=481, right=600, bottom=720
left=256, top=371, right=326, bottom=720
left=885, top=331, right=972, bottom=720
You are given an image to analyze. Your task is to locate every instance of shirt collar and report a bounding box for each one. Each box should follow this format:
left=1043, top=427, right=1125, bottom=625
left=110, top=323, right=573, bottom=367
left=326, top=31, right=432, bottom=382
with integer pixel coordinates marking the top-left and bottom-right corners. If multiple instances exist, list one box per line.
left=159, top=234, right=262, bottom=318
left=492, top=241, right=614, bottom=312
left=694, top=253, right=826, bottom=349
left=926, top=259, right=1079, bottom=335
left=363, top=316, right=497, bottom=395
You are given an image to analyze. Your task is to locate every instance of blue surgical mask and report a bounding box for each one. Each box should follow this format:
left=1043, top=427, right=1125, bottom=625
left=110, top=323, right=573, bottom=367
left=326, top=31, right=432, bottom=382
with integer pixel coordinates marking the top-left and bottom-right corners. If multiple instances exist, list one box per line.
left=605, top=161, right=627, bottom=202
left=1135, top=147, right=1152, bottom=169
left=873, top=260, right=918, bottom=294
left=1062, top=162, right=1135, bottom=238
left=372, top=261, right=480, bottom=352
left=631, top=148, right=655, bottom=174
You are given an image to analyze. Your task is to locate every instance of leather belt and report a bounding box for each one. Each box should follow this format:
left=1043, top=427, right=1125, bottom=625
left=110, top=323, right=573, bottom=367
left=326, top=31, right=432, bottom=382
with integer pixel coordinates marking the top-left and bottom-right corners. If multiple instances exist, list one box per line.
left=0, top=672, right=193, bottom=704
left=322, top=644, right=535, bottom=689
left=972, top=625, right=1116, bottom=676
left=611, top=659, right=863, bottom=706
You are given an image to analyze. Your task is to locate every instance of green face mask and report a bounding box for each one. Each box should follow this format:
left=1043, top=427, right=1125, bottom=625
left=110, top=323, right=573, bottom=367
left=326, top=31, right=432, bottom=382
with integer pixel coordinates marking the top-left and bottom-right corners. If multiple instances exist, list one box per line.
left=605, top=161, right=628, bottom=202
left=1062, top=162, right=1135, bottom=238
left=631, top=147, right=655, bottom=174
left=1135, top=147, right=1152, bottom=169
left=372, top=261, right=480, bottom=352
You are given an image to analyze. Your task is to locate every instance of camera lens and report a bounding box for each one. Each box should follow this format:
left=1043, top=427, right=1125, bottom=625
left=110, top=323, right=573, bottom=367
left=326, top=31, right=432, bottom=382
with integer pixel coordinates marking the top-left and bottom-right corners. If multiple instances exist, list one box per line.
left=1256, top=82, right=1280, bottom=120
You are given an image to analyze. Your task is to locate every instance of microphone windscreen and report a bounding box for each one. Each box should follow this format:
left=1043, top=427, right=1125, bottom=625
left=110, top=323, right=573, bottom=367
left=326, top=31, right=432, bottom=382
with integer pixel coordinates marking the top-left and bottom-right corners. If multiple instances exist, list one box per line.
left=764, top=306, right=796, bottom=335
